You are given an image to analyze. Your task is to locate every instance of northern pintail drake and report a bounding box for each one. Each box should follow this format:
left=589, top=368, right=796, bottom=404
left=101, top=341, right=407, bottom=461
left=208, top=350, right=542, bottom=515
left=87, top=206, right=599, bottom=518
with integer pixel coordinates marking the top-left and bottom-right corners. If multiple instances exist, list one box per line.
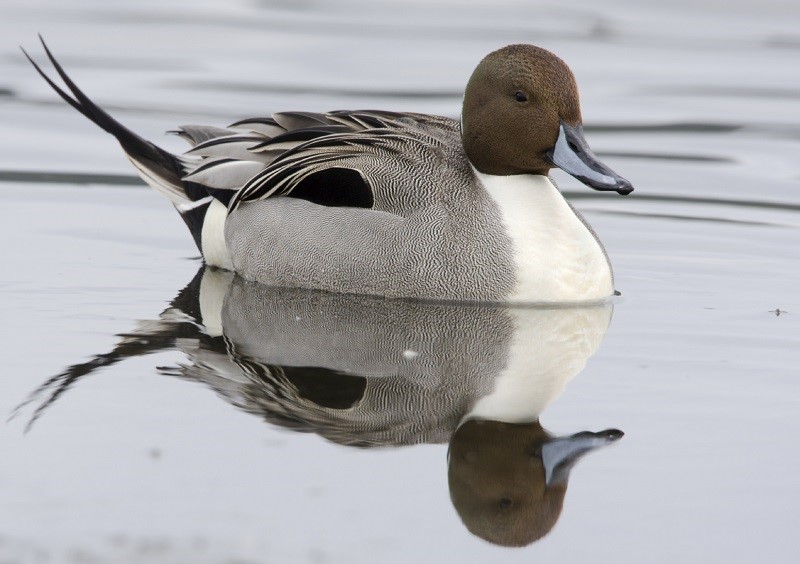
left=25, top=39, right=633, bottom=303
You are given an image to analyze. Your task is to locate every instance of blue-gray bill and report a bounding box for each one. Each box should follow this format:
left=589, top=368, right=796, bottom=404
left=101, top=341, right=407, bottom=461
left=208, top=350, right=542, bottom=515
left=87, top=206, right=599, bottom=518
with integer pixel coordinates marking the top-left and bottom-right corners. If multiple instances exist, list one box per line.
left=546, top=121, right=634, bottom=195
left=541, top=428, right=624, bottom=485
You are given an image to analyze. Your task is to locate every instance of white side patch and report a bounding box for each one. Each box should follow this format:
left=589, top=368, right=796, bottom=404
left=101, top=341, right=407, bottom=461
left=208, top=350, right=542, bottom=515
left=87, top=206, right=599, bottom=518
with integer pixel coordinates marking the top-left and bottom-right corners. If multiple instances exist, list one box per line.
left=201, top=199, right=234, bottom=270
left=476, top=170, right=613, bottom=302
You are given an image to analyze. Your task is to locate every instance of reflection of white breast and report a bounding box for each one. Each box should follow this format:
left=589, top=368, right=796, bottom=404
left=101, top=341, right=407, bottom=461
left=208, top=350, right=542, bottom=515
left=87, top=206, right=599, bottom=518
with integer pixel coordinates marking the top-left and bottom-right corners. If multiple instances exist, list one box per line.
left=467, top=304, right=612, bottom=423
left=477, top=171, right=614, bottom=302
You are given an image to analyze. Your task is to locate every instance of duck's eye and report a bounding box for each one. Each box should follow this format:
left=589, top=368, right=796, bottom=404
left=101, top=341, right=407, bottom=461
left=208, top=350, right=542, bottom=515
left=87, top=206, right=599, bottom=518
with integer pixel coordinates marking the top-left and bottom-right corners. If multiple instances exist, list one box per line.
left=515, top=91, right=528, bottom=103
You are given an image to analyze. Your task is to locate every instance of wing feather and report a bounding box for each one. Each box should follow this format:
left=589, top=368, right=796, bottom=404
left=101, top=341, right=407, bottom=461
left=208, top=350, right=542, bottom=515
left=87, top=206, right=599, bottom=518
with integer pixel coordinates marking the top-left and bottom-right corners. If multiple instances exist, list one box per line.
left=171, top=125, right=237, bottom=146
left=229, top=117, right=287, bottom=137
left=169, top=109, right=457, bottom=214
left=183, top=158, right=266, bottom=190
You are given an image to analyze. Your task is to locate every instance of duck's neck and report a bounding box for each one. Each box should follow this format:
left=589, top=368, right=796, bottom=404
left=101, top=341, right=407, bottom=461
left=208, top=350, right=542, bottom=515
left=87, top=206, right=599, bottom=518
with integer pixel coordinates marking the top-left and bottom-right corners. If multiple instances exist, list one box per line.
left=475, top=170, right=613, bottom=302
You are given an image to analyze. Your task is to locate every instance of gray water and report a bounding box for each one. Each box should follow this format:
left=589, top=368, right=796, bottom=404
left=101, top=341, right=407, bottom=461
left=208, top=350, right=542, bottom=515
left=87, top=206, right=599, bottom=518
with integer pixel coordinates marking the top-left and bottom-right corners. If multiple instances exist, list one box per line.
left=1, top=0, right=799, bottom=562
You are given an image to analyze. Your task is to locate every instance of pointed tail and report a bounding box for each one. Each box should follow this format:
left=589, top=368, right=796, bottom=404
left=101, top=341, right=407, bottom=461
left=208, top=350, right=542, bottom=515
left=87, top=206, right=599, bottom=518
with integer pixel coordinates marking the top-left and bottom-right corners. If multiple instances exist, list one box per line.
left=23, top=36, right=210, bottom=250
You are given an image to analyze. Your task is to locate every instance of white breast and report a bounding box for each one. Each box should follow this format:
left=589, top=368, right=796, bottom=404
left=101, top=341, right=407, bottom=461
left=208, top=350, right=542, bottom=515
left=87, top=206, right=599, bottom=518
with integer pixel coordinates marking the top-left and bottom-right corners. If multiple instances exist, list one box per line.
left=477, top=171, right=613, bottom=302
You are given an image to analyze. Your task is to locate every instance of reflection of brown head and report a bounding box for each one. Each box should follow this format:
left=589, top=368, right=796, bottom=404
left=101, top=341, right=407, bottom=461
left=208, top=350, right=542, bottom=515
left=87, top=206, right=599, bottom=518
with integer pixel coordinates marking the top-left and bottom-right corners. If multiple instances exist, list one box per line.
left=448, top=419, right=565, bottom=546
left=448, top=419, right=623, bottom=547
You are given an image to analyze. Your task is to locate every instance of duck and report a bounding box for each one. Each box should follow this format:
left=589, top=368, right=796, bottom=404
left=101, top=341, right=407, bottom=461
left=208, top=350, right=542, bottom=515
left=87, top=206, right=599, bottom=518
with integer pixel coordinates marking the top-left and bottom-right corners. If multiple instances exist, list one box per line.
left=24, top=38, right=633, bottom=303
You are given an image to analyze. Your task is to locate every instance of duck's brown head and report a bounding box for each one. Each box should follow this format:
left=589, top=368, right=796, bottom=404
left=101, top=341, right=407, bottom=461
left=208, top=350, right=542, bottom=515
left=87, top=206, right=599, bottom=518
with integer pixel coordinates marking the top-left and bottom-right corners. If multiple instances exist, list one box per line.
left=462, top=44, right=633, bottom=195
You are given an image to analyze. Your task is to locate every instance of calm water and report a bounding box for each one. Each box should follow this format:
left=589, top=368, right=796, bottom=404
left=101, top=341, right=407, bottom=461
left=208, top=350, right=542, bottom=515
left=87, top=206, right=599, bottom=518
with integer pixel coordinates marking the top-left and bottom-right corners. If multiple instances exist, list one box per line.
left=1, top=1, right=799, bottom=562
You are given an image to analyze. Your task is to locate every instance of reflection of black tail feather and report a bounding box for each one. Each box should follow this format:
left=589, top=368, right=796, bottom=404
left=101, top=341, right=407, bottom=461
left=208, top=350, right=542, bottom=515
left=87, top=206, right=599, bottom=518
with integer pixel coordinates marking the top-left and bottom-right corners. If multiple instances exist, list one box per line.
left=13, top=322, right=195, bottom=431
left=13, top=268, right=207, bottom=431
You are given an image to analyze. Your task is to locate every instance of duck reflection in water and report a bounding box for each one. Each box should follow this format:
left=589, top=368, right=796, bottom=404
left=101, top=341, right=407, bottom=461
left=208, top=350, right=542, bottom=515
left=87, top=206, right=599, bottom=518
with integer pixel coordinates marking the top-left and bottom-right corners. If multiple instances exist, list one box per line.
left=17, top=266, right=623, bottom=546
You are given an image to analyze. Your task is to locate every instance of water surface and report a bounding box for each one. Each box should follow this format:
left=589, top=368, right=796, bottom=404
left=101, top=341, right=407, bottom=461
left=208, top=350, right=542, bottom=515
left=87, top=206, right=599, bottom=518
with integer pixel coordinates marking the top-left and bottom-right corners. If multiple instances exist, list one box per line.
left=1, top=1, right=799, bottom=562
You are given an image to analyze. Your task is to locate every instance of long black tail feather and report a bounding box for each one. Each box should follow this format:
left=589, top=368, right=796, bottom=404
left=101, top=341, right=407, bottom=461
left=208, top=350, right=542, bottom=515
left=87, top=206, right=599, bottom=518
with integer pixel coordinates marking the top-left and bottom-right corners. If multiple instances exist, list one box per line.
left=10, top=267, right=209, bottom=431
left=23, top=36, right=186, bottom=192
left=23, top=36, right=211, bottom=250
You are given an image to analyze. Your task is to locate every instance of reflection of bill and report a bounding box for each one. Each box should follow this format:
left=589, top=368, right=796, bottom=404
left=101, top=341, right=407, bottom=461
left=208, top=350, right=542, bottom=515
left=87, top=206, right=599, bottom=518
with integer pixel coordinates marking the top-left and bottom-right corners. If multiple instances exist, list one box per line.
left=18, top=266, right=623, bottom=546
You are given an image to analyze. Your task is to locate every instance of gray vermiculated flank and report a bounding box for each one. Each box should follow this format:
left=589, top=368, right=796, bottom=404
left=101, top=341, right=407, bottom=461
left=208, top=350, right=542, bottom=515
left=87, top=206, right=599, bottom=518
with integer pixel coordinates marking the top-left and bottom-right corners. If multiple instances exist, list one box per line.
left=224, top=114, right=518, bottom=302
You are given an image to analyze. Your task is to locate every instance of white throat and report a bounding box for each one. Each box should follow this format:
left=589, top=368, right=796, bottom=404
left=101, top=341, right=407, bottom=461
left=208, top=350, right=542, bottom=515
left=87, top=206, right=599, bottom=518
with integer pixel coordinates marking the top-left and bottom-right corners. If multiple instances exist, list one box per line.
left=476, top=170, right=613, bottom=302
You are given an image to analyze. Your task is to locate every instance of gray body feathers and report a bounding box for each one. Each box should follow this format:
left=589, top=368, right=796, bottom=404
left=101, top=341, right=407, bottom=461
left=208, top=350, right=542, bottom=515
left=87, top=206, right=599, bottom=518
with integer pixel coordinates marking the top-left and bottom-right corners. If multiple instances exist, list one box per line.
left=185, top=111, right=518, bottom=301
